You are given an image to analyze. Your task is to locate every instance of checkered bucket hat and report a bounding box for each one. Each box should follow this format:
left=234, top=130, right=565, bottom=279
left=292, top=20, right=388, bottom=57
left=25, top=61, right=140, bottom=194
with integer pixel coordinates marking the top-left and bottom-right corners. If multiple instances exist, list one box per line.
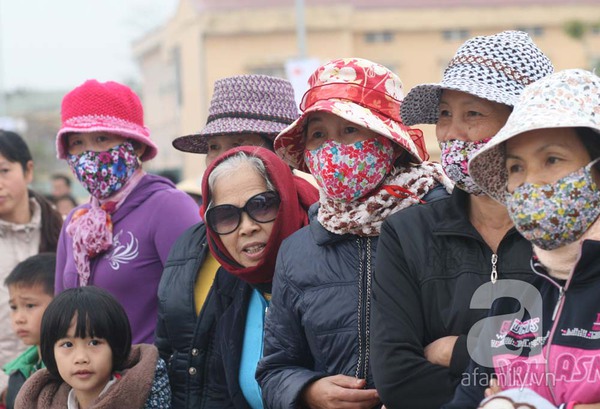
left=469, top=69, right=600, bottom=203
left=274, top=57, right=428, bottom=172
left=401, top=30, right=554, bottom=126
left=172, top=74, right=299, bottom=154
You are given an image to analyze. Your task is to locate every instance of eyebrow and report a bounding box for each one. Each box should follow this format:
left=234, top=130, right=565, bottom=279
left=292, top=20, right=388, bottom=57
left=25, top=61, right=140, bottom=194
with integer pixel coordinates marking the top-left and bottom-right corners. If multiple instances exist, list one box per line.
left=506, top=142, right=572, bottom=159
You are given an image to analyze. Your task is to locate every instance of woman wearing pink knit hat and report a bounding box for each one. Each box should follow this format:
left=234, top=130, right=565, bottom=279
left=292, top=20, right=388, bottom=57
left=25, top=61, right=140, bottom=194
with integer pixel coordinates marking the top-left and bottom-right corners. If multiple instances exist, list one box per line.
left=54, top=79, right=200, bottom=344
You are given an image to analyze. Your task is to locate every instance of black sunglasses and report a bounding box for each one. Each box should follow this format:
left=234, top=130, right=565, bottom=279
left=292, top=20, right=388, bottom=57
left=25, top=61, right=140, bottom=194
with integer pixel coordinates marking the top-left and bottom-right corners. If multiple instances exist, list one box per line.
left=205, top=191, right=281, bottom=235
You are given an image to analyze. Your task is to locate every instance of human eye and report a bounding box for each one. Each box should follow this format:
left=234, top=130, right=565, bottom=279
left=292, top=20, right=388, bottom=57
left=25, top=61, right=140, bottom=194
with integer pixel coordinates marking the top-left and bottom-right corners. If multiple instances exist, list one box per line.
left=58, top=341, right=73, bottom=348
left=8, top=303, right=16, bottom=311
left=344, top=125, right=359, bottom=134
left=208, top=143, right=220, bottom=152
left=89, top=338, right=104, bottom=346
left=68, top=138, right=82, bottom=148
left=506, top=160, right=522, bottom=175
left=438, top=109, right=451, bottom=118
left=546, top=156, right=562, bottom=166
left=25, top=303, right=36, bottom=309
left=466, top=110, right=483, bottom=117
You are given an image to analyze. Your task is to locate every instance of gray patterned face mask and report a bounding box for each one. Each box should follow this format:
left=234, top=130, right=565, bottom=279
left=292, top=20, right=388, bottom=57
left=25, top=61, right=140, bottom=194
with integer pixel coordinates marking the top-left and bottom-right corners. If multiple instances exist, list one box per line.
left=505, top=158, right=600, bottom=251
left=439, top=138, right=491, bottom=195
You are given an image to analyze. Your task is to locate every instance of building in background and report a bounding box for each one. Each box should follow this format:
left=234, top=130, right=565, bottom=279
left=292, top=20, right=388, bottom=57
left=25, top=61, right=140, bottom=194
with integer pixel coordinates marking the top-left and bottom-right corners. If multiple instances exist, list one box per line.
left=132, top=0, right=600, bottom=180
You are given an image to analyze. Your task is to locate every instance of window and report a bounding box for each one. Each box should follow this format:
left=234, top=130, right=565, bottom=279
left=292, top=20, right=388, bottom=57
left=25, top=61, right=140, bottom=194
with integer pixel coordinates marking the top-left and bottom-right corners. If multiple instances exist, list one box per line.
left=442, top=29, right=469, bottom=41
left=516, top=26, right=544, bottom=37
left=365, top=31, right=394, bottom=43
left=249, top=65, right=286, bottom=78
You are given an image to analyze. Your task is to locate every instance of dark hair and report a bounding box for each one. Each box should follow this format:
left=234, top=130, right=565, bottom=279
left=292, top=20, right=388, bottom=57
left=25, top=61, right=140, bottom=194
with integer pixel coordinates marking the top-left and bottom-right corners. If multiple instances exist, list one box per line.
left=54, top=194, right=78, bottom=208
left=51, top=173, right=71, bottom=188
left=29, top=189, right=63, bottom=252
left=0, top=131, right=63, bottom=251
left=40, top=286, right=132, bottom=379
left=5, top=253, right=56, bottom=296
left=0, top=130, right=32, bottom=172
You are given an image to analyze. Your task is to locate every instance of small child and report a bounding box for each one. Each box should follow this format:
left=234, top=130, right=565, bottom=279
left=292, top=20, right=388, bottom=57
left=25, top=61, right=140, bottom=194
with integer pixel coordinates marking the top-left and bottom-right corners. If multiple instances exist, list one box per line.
left=15, top=286, right=171, bottom=409
left=2, top=253, right=55, bottom=409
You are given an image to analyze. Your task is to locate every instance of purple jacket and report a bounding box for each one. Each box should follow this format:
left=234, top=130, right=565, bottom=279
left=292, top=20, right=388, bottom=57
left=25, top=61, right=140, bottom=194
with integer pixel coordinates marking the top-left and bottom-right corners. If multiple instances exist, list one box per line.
left=56, top=174, right=201, bottom=343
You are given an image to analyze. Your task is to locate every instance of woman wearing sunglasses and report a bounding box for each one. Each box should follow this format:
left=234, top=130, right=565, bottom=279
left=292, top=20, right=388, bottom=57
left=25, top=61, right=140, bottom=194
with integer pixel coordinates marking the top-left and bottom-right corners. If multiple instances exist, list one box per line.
left=156, top=146, right=318, bottom=409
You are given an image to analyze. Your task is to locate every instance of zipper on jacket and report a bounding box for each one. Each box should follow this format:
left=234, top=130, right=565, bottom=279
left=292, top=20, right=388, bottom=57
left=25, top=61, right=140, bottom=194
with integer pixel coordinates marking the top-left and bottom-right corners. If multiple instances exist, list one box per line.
left=355, top=238, right=372, bottom=382
left=490, top=253, right=498, bottom=284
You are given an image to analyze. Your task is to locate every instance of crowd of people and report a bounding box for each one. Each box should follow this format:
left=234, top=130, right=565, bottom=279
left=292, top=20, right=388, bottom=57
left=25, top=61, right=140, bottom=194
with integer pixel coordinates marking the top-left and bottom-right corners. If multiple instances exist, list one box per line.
left=0, top=30, right=599, bottom=409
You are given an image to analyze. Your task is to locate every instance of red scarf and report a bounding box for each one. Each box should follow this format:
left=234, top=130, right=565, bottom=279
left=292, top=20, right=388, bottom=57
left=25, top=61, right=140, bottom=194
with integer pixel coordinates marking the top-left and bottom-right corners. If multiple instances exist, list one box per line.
left=201, top=146, right=318, bottom=284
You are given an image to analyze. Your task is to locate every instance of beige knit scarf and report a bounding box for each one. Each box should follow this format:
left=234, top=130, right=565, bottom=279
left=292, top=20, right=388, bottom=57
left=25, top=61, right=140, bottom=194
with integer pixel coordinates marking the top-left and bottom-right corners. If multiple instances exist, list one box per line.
left=317, top=161, right=453, bottom=237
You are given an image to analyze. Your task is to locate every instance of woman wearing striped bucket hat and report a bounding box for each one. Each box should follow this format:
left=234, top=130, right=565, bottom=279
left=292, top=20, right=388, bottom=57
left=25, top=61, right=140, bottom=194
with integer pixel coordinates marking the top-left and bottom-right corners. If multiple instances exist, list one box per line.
left=448, top=69, right=600, bottom=409
left=256, top=57, right=453, bottom=409
left=370, top=31, right=554, bottom=409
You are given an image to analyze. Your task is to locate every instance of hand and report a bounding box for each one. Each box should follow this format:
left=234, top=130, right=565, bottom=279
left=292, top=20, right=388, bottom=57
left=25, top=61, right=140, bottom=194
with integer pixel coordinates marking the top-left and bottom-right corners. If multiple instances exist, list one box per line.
left=301, top=375, right=380, bottom=409
left=424, top=335, right=458, bottom=367
left=484, top=377, right=501, bottom=398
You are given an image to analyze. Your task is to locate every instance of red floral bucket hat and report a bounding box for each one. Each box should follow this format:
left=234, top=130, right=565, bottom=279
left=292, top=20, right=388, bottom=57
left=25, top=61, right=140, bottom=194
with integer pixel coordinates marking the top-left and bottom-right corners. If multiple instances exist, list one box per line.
left=274, top=58, right=428, bottom=172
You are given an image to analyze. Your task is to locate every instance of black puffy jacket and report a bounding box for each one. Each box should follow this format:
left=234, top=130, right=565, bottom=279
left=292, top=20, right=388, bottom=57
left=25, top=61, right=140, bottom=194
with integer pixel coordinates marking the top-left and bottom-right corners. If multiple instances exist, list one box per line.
left=370, top=189, right=535, bottom=409
left=155, top=223, right=246, bottom=409
left=257, top=186, right=448, bottom=409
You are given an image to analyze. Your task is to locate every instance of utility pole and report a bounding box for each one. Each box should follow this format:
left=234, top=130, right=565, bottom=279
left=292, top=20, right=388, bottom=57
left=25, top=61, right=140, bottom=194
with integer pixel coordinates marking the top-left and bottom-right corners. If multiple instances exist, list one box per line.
left=295, top=0, right=307, bottom=59
left=0, top=0, right=6, bottom=117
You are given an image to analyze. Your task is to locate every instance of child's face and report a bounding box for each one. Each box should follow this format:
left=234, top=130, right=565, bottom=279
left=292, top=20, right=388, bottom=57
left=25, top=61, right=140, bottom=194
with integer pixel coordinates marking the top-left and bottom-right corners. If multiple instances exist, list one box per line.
left=54, top=319, right=113, bottom=406
left=8, top=283, right=53, bottom=345
left=304, top=112, right=381, bottom=151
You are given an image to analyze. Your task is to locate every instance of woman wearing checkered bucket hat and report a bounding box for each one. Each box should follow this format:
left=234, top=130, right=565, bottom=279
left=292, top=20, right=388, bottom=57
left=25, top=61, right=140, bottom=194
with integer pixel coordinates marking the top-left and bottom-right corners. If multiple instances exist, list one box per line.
left=370, top=31, right=554, bottom=409
left=54, top=80, right=201, bottom=345
left=256, top=57, right=454, bottom=409
left=446, top=69, right=600, bottom=409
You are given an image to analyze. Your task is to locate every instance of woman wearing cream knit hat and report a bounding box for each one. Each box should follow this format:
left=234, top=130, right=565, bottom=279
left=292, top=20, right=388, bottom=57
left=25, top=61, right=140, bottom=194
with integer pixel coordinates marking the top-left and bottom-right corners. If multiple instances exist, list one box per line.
left=449, top=69, right=600, bottom=409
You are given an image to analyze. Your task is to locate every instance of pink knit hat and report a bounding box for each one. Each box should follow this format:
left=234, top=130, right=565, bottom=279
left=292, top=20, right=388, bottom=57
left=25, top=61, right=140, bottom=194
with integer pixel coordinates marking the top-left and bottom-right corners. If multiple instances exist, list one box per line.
left=56, top=80, right=158, bottom=161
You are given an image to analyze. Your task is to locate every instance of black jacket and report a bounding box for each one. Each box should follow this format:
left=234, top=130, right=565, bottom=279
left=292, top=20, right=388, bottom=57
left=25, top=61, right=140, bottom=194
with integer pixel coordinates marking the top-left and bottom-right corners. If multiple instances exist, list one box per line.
left=256, top=186, right=448, bottom=409
left=155, top=222, right=246, bottom=409
left=371, top=189, right=534, bottom=409
left=205, top=284, right=254, bottom=409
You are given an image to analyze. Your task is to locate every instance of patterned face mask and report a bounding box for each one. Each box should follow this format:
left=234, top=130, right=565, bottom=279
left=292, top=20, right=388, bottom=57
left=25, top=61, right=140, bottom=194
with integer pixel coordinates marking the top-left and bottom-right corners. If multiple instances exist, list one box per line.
left=68, top=141, right=140, bottom=200
left=439, top=138, right=491, bottom=195
left=304, top=136, right=395, bottom=202
left=505, top=159, right=600, bottom=251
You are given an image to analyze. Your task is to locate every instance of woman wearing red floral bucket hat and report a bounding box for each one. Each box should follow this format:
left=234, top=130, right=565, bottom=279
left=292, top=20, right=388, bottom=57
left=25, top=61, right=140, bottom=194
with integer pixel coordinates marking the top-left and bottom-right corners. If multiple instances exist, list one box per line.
left=370, top=31, right=554, bottom=409
left=54, top=80, right=201, bottom=345
left=446, top=69, right=600, bottom=409
left=256, top=57, right=453, bottom=409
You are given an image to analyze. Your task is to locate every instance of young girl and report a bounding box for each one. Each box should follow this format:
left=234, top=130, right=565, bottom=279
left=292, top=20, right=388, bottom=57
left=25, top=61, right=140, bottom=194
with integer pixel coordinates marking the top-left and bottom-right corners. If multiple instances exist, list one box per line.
left=0, top=131, right=63, bottom=394
left=54, top=79, right=200, bottom=344
left=15, top=286, right=170, bottom=409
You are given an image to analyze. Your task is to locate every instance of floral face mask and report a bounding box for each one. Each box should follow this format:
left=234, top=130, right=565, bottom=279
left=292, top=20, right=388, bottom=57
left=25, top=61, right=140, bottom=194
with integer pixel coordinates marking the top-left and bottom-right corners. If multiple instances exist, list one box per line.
left=304, top=136, right=395, bottom=202
left=505, top=158, right=600, bottom=251
left=67, top=141, right=140, bottom=200
left=439, top=138, right=491, bottom=195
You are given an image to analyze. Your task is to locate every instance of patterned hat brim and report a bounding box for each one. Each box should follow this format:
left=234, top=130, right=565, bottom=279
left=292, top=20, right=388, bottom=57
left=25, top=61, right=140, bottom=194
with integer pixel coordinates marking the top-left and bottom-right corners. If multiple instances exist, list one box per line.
left=401, top=78, right=518, bottom=126
left=56, top=123, right=157, bottom=162
left=274, top=99, right=423, bottom=173
left=172, top=116, right=292, bottom=154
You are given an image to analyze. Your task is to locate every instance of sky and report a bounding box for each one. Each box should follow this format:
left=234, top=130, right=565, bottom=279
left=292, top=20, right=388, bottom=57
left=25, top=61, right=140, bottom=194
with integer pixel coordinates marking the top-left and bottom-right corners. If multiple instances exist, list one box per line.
left=0, top=0, right=178, bottom=92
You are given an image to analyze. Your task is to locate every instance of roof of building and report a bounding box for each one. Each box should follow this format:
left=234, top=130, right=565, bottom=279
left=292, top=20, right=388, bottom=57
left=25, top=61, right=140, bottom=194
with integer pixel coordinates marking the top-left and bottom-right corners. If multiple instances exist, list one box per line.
left=191, top=0, right=599, bottom=11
